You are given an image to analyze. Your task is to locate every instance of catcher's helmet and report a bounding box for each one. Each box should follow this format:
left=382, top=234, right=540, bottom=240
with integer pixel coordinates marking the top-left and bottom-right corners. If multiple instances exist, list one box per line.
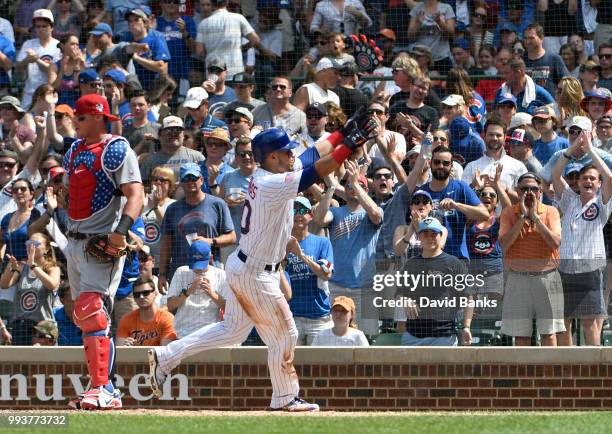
left=252, top=128, right=298, bottom=163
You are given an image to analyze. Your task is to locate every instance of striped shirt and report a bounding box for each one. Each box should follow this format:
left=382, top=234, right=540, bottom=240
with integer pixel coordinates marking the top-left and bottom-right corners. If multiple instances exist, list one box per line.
left=310, top=0, right=372, bottom=36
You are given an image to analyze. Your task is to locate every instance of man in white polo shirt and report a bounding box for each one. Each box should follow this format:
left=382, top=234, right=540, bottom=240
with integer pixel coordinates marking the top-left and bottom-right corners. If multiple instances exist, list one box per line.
left=463, top=118, right=527, bottom=203
left=551, top=116, right=612, bottom=346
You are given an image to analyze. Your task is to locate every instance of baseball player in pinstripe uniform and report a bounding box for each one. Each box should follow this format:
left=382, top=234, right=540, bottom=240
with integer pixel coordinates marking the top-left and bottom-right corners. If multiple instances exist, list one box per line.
left=148, top=111, right=378, bottom=411
left=63, top=94, right=144, bottom=410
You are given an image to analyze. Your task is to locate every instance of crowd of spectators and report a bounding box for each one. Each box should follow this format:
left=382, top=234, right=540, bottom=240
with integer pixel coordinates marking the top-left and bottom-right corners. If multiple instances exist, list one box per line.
left=0, top=0, right=611, bottom=348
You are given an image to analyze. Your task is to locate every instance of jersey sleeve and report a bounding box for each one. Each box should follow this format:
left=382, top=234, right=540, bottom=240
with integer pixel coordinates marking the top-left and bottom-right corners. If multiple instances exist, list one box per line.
left=256, top=171, right=301, bottom=203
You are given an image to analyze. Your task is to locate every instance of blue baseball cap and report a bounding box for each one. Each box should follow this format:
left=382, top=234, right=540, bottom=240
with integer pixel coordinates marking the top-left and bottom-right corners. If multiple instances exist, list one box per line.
left=495, top=92, right=518, bottom=107
left=189, top=241, right=211, bottom=271
left=418, top=217, right=445, bottom=234
left=294, top=196, right=312, bottom=210
left=453, top=38, right=470, bottom=51
left=498, top=22, right=517, bottom=33
left=89, top=22, right=113, bottom=36
left=79, top=69, right=101, bottom=84
left=180, top=163, right=202, bottom=181
left=104, top=69, right=126, bottom=84
left=412, top=190, right=433, bottom=203
left=564, top=162, right=583, bottom=176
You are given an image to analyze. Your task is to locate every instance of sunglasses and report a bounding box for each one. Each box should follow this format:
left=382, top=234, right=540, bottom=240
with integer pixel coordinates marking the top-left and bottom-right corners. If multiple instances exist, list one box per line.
left=151, top=176, right=171, bottom=184
left=293, top=207, right=310, bottom=215
left=13, top=186, right=29, bottom=193
left=411, top=199, right=430, bottom=206
left=163, top=127, right=183, bottom=134
left=34, top=332, right=53, bottom=339
left=519, top=186, right=540, bottom=193
left=367, top=109, right=386, bottom=115
left=206, top=140, right=227, bottom=148
left=569, top=127, right=583, bottom=136
left=134, top=289, right=155, bottom=298
left=25, top=240, right=41, bottom=248
left=479, top=191, right=497, bottom=199
left=239, top=151, right=253, bottom=158
left=227, top=118, right=245, bottom=125
left=0, top=162, right=16, bottom=170
left=374, top=172, right=393, bottom=180
left=306, top=113, right=324, bottom=119
left=270, top=84, right=287, bottom=90
left=432, top=159, right=452, bottom=167
left=181, top=175, right=200, bottom=183
left=600, top=54, right=612, bottom=60
left=432, top=136, right=447, bottom=142
left=473, top=12, right=486, bottom=18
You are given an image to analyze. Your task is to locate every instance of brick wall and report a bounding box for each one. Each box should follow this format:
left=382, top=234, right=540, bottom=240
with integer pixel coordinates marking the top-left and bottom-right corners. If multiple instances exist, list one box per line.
left=1, top=347, right=611, bottom=410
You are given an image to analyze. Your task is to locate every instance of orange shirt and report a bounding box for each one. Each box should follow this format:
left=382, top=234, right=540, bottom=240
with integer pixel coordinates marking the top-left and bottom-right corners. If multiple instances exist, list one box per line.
left=117, top=309, right=177, bottom=346
left=499, top=203, right=561, bottom=272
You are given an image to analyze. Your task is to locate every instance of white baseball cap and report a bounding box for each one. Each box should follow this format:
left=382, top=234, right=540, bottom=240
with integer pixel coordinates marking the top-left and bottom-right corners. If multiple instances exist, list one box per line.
left=315, top=58, right=341, bottom=73
left=183, top=87, right=209, bottom=109
left=161, top=116, right=184, bottom=130
left=33, top=9, right=54, bottom=24
left=566, top=115, right=592, bottom=132
left=441, top=94, right=466, bottom=107
left=509, top=112, right=532, bottom=130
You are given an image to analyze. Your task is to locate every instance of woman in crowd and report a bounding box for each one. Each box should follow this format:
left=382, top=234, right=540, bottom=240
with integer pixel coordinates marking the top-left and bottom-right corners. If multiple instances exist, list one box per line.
left=560, top=43, right=581, bottom=78
left=311, top=296, right=369, bottom=346
left=472, top=45, right=497, bottom=77
left=148, top=75, right=178, bottom=123
left=50, top=34, right=85, bottom=108
left=446, top=67, right=487, bottom=133
left=555, top=76, right=587, bottom=128
left=580, top=90, right=612, bottom=127
left=142, top=167, right=177, bottom=268
left=0, top=232, right=60, bottom=345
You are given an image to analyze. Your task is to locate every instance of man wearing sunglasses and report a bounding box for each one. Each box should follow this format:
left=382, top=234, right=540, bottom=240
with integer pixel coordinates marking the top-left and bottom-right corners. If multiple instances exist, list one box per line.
left=598, top=43, right=612, bottom=92
left=507, top=128, right=543, bottom=176
left=64, top=93, right=143, bottom=410
left=499, top=171, right=564, bottom=346
left=252, top=76, right=306, bottom=137
left=78, top=69, right=103, bottom=97
left=116, top=279, right=177, bottom=346
left=542, top=116, right=612, bottom=185
left=295, top=103, right=330, bottom=155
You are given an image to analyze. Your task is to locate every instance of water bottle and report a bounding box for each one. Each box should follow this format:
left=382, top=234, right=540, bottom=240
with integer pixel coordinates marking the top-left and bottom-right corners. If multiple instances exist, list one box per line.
left=422, top=132, right=433, bottom=160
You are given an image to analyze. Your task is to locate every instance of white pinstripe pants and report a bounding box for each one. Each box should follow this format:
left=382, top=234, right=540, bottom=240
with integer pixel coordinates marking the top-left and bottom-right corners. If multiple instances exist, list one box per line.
left=156, top=252, right=299, bottom=408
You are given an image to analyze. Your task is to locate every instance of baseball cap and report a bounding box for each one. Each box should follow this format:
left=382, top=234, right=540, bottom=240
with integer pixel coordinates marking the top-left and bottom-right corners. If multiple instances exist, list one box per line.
left=104, top=69, right=127, bottom=84
left=125, top=6, right=152, bottom=20
left=0, top=96, right=25, bottom=113
left=228, top=106, right=254, bottom=126
left=306, top=102, right=327, bottom=116
left=332, top=296, right=356, bottom=313
left=495, top=92, right=518, bottom=107
left=509, top=112, right=532, bottom=130
left=79, top=69, right=101, bottom=84
left=33, top=320, right=58, bottom=340
left=189, top=241, right=211, bottom=271
left=294, top=196, right=312, bottom=210
left=442, top=94, right=466, bottom=107
left=205, top=127, right=231, bottom=145
left=579, top=61, right=602, bottom=75
left=0, top=149, right=19, bottom=161
left=368, top=157, right=392, bottom=177
left=532, top=106, right=552, bottom=119
left=160, top=116, right=184, bottom=130
left=580, top=89, right=612, bottom=112
left=412, top=190, right=433, bottom=203
left=566, top=115, right=593, bottom=132
left=180, top=162, right=202, bottom=181
left=183, top=87, right=209, bottom=109
left=450, top=116, right=471, bottom=143
left=89, top=22, right=113, bottom=36
left=33, top=9, right=54, bottom=24
left=508, top=128, right=535, bottom=146
left=230, top=73, right=255, bottom=85
left=418, top=217, right=445, bottom=234
left=564, top=162, right=583, bottom=176
left=498, top=22, right=517, bottom=33
left=377, top=28, right=396, bottom=41
left=207, top=56, right=227, bottom=72
left=409, top=44, right=432, bottom=58
left=406, top=145, right=421, bottom=157
left=49, top=166, right=66, bottom=180
left=75, top=94, right=119, bottom=121
left=55, top=104, right=74, bottom=117
left=453, top=38, right=470, bottom=51
left=315, top=57, right=342, bottom=73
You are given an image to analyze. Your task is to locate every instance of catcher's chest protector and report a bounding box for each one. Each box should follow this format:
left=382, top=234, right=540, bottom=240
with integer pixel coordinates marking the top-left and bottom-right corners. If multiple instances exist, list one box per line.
left=66, top=136, right=126, bottom=221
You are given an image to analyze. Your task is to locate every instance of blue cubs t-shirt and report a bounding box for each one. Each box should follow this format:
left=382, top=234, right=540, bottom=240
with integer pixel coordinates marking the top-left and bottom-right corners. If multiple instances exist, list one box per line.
left=287, top=234, right=334, bottom=318
left=161, top=195, right=234, bottom=276
left=119, top=29, right=170, bottom=90
left=155, top=16, right=196, bottom=80
left=533, top=135, right=569, bottom=166
left=329, top=206, right=383, bottom=288
left=420, top=179, right=482, bottom=259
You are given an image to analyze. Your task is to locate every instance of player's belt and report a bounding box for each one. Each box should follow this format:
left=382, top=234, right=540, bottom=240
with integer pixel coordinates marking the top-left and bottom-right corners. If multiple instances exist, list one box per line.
left=237, top=250, right=281, bottom=272
left=66, top=231, right=96, bottom=240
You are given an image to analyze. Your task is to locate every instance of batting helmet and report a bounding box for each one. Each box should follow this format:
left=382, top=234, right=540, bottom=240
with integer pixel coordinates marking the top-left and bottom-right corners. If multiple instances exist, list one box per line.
left=252, top=128, right=298, bottom=163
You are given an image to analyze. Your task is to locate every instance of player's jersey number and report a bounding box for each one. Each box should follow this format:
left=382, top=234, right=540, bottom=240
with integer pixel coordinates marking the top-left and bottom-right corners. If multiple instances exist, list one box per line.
left=241, top=200, right=252, bottom=235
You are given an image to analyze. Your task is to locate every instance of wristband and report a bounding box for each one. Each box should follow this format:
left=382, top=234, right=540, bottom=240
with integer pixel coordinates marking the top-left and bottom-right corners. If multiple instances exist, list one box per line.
left=331, top=145, right=352, bottom=165
left=114, top=214, right=134, bottom=236
left=327, top=130, right=345, bottom=148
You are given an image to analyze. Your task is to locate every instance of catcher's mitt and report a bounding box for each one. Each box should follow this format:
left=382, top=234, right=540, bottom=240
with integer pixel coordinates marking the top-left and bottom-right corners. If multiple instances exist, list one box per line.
left=86, top=234, right=128, bottom=262
left=347, top=34, right=383, bottom=73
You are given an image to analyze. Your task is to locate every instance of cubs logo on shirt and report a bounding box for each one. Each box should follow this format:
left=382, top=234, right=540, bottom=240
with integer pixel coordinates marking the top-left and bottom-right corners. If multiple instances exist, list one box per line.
left=472, top=231, right=494, bottom=255
left=145, top=221, right=161, bottom=244
left=582, top=202, right=599, bottom=221
left=20, top=291, right=38, bottom=312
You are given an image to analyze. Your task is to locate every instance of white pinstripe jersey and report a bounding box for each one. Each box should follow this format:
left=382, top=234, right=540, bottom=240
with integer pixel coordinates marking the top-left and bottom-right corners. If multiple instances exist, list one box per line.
left=238, top=167, right=302, bottom=264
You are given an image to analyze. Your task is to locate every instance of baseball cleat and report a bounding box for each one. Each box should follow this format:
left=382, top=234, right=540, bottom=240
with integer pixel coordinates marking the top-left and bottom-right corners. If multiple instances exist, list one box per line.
left=268, top=397, right=320, bottom=412
left=80, top=387, right=119, bottom=410
left=67, top=393, right=84, bottom=410
left=148, top=348, right=166, bottom=398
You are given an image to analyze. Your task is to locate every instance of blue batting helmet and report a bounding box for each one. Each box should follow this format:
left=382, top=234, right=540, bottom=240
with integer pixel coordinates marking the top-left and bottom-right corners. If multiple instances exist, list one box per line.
left=252, top=128, right=298, bottom=163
